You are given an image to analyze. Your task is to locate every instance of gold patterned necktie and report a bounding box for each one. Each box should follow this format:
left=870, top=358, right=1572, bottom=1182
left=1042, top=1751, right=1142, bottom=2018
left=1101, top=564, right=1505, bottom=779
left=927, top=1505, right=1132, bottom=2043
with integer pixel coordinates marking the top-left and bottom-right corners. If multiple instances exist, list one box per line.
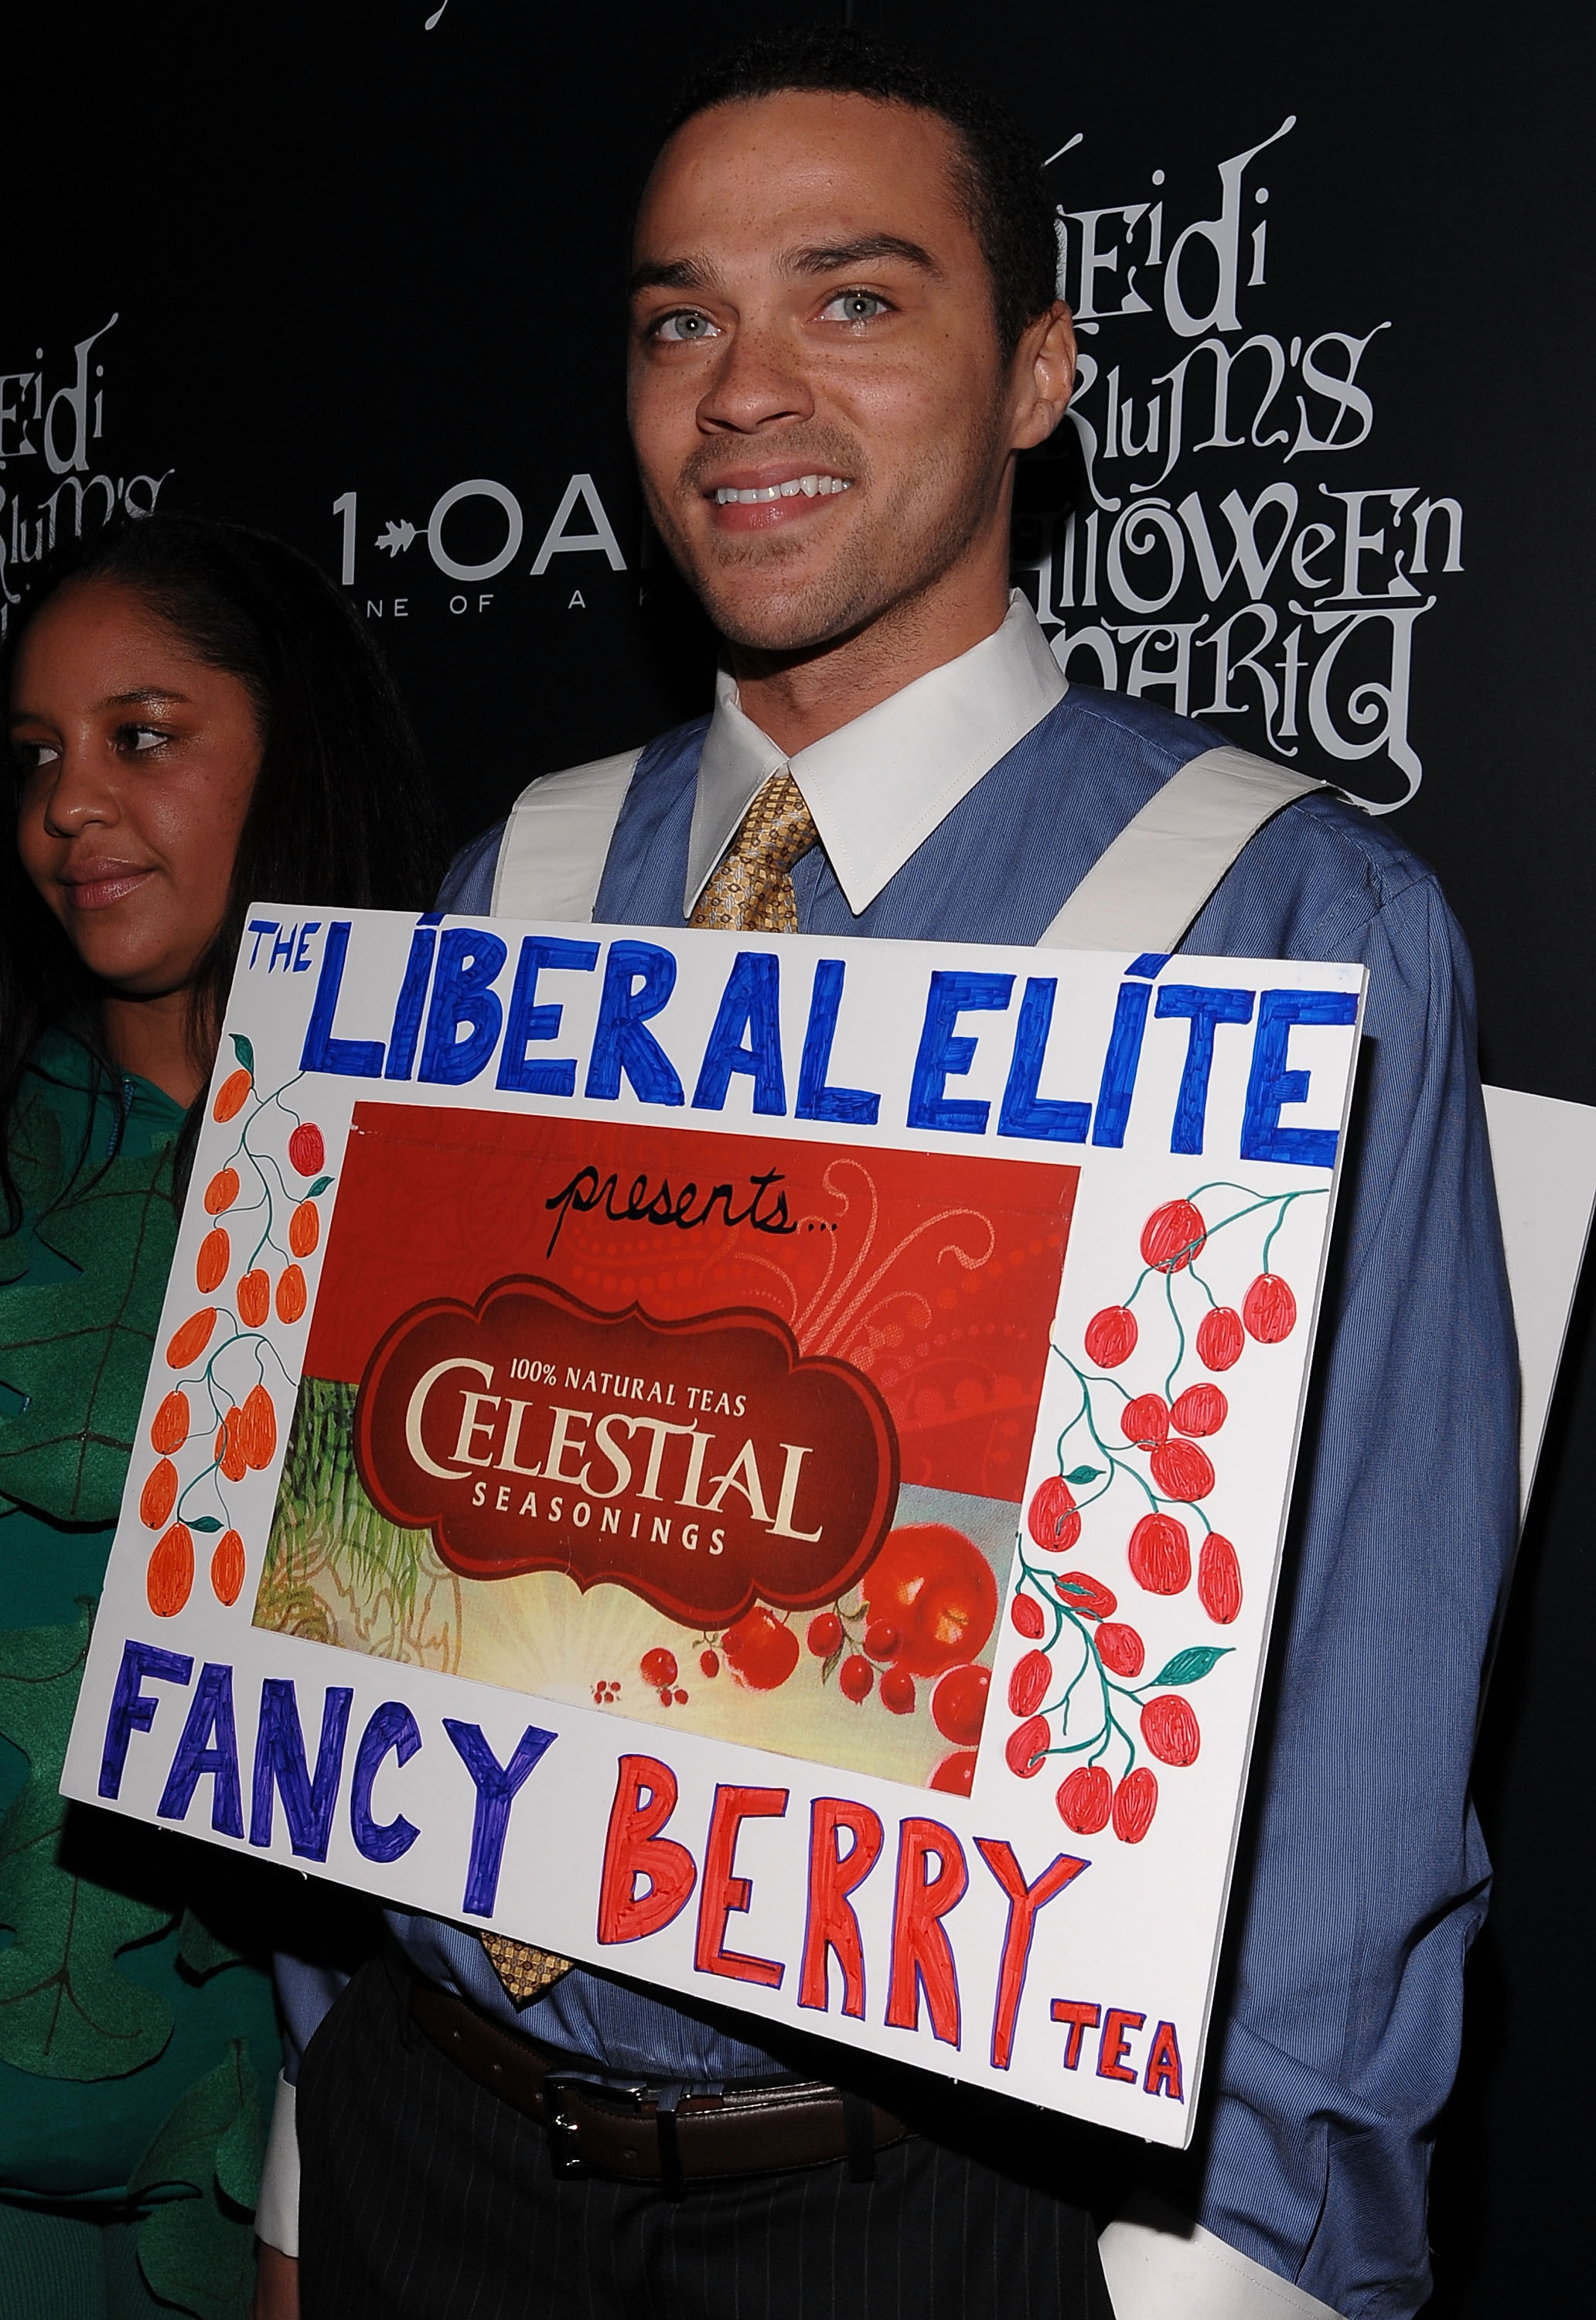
left=690, top=769, right=820, bottom=933
left=479, top=777, right=820, bottom=2009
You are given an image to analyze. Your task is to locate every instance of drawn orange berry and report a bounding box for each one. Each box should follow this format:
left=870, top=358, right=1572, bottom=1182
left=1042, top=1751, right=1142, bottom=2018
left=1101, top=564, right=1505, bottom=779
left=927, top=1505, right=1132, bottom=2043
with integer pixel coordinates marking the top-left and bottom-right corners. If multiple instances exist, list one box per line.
left=211, top=1530, right=246, bottom=1607
left=203, top=1167, right=240, bottom=1215
left=218, top=1407, right=249, bottom=1482
left=147, top=1524, right=194, bottom=1617
left=237, top=1269, right=270, bottom=1326
left=150, top=1390, right=189, bottom=1455
left=275, top=1264, right=307, bottom=1323
left=140, top=1459, right=179, bottom=1530
left=165, top=1308, right=217, bottom=1370
left=288, top=1200, right=319, bottom=1257
left=242, top=1383, right=277, bottom=1469
left=212, top=1068, right=252, bottom=1123
left=196, top=1227, right=230, bottom=1292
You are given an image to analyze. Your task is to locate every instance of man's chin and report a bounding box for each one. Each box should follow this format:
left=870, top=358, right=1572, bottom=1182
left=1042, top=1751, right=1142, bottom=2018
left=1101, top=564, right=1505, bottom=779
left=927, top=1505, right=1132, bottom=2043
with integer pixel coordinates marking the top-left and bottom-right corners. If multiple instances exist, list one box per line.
left=691, top=563, right=881, bottom=660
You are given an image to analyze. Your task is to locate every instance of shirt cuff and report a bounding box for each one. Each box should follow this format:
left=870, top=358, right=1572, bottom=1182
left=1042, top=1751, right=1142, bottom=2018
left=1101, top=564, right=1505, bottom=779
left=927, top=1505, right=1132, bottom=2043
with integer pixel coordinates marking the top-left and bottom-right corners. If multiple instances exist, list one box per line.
left=254, top=2071, right=299, bottom=2258
left=1099, top=2193, right=1342, bottom=2320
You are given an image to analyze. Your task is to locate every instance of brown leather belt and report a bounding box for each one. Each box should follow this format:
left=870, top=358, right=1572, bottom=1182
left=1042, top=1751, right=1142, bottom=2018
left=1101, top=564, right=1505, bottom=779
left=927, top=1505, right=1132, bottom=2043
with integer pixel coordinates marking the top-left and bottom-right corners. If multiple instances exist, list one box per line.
left=408, top=1975, right=911, bottom=2192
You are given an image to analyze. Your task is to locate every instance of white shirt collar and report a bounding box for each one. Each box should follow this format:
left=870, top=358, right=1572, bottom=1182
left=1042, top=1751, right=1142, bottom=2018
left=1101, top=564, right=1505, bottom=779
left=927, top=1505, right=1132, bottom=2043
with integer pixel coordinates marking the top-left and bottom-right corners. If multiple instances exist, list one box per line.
left=684, top=591, right=1068, bottom=918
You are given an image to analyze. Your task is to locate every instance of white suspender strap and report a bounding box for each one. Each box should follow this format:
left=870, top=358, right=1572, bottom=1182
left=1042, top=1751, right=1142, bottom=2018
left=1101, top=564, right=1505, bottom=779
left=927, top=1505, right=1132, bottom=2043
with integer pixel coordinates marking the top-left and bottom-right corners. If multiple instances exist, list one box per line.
left=1038, top=745, right=1328, bottom=954
left=489, top=746, right=643, bottom=922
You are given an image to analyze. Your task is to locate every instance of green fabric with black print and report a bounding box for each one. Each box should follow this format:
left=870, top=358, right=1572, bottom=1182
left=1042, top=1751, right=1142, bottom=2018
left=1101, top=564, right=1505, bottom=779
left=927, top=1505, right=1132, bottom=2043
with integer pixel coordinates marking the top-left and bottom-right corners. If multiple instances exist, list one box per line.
left=0, top=1032, right=279, bottom=2320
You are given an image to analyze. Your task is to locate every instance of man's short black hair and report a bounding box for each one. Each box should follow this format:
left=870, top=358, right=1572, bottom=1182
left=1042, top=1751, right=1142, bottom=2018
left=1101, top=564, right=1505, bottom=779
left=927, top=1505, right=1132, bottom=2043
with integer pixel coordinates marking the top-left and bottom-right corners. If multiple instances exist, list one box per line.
left=665, top=28, right=1059, bottom=354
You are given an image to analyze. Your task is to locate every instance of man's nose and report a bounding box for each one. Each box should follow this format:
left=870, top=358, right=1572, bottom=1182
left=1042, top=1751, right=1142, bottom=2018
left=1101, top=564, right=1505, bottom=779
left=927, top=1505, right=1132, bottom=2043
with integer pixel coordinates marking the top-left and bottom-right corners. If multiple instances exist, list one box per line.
left=695, top=316, right=816, bottom=435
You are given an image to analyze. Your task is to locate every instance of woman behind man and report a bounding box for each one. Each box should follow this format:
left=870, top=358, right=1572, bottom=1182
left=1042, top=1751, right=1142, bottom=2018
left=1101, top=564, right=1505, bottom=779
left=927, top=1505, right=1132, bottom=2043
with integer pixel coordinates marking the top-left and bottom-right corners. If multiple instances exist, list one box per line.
left=0, top=513, right=446, bottom=2318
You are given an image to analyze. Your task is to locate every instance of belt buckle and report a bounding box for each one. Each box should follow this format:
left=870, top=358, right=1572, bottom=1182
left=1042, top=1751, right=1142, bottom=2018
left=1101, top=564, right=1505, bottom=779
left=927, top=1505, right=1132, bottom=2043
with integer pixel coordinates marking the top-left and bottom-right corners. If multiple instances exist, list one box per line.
left=543, top=2076, right=650, bottom=2180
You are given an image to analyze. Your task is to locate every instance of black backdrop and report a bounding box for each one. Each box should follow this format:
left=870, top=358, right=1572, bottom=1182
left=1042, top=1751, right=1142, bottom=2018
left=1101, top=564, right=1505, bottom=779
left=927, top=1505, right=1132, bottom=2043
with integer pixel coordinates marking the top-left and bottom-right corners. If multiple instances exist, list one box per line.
left=9, top=4, right=1593, bottom=2307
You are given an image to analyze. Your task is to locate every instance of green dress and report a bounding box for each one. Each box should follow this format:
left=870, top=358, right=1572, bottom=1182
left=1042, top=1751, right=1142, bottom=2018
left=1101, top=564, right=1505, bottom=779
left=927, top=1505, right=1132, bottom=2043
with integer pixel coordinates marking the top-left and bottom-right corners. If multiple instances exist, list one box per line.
left=0, top=1032, right=281, bottom=2320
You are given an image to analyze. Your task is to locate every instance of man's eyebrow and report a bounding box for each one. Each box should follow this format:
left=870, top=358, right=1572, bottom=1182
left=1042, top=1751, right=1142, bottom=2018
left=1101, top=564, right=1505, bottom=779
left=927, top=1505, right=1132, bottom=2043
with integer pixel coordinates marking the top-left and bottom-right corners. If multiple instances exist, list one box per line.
left=629, top=255, right=712, bottom=296
left=783, top=234, right=942, bottom=279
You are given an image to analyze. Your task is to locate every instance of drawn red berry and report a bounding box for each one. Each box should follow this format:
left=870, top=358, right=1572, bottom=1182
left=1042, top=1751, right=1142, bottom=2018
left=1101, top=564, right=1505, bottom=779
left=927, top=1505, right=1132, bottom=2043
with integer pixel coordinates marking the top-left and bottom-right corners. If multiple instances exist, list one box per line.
left=242, top=1383, right=277, bottom=1469
left=880, top=1667, right=916, bottom=1715
left=196, top=1227, right=230, bottom=1293
left=275, top=1264, right=308, bottom=1323
left=1141, top=1199, right=1206, bottom=1274
left=864, top=1619, right=900, bottom=1663
left=1008, top=1649, right=1052, bottom=1718
left=931, top=1663, right=990, bottom=1745
left=1113, top=1767, right=1159, bottom=1843
left=1197, top=1306, right=1245, bottom=1370
left=807, top=1612, right=844, bottom=1658
left=1171, top=1383, right=1227, bottom=1437
left=1128, top=1513, right=1192, bottom=1595
left=1121, top=1393, right=1170, bottom=1448
left=140, top=1459, right=179, bottom=1530
left=289, top=1200, right=320, bottom=1257
left=1056, top=1764, right=1113, bottom=1834
left=929, top=1749, right=977, bottom=1796
left=203, top=1167, right=240, bottom=1216
left=213, top=1068, right=251, bottom=1124
left=211, top=1530, right=246, bottom=1608
left=147, top=1524, right=194, bottom=1617
left=237, top=1268, right=270, bottom=1327
left=150, top=1390, right=189, bottom=1455
left=1244, top=1271, right=1297, bottom=1342
left=639, top=1647, right=678, bottom=1688
left=861, top=1524, right=997, bottom=1677
left=1150, top=1439, right=1215, bottom=1501
left=1096, top=1621, right=1145, bottom=1677
left=1141, top=1694, right=1201, bottom=1766
left=1198, top=1534, right=1243, bottom=1624
left=1056, top=1571, right=1117, bottom=1621
left=699, top=1650, right=720, bottom=1679
left=721, top=1608, right=799, bottom=1691
left=1006, top=1714, right=1050, bottom=1778
left=288, top=1121, right=326, bottom=1176
left=1085, top=1305, right=1137, bottom=1367
left=1011, top=1592, right=1046, bottom=1640
left=839, top=1653, right=874, bottom=1702
left=1028, top=1475, right=1080, bottom=1551
left=165, top=1308, right=217, bottom=1370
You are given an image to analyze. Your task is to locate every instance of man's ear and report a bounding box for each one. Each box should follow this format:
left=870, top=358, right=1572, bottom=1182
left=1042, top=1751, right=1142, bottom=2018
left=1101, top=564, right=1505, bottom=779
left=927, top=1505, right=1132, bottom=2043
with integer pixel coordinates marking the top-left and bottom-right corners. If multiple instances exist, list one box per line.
left=1011, top=302, right=1077, bottom=452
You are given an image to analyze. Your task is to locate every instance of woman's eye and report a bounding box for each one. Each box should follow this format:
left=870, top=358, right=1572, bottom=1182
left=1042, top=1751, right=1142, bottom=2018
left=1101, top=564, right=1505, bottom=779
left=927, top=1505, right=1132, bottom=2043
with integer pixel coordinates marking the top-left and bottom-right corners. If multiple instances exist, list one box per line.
left=821, top=290, right=889, bottom=324
left=117, top=723, right=170, bottom=754
left=653, top=309, right=721, bottom=343
left=11, top=739, right=59, bottom=775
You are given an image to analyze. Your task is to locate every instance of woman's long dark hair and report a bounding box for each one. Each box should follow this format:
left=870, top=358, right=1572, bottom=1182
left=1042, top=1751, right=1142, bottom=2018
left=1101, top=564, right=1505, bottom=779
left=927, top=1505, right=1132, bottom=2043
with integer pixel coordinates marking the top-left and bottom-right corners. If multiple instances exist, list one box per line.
left=1, top=511, right=451, bottom=1227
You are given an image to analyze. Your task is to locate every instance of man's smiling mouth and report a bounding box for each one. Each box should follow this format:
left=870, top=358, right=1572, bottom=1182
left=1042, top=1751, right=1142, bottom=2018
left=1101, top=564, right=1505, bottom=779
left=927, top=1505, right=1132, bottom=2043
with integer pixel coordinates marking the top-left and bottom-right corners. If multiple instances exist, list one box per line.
left=712, top=474, right=854, bottom=504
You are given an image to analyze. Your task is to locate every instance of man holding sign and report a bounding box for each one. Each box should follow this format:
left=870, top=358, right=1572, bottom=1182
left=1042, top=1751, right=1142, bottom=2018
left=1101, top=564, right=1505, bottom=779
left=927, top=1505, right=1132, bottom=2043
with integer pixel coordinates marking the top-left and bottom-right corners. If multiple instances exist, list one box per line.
left=261, top=29, right=1514, bottom=2320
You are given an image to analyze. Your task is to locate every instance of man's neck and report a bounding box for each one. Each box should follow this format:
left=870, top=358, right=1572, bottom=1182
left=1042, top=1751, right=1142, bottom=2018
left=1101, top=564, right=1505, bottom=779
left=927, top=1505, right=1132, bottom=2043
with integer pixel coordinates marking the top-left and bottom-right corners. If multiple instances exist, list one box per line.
left=725, top=560, right=1012, bottom=757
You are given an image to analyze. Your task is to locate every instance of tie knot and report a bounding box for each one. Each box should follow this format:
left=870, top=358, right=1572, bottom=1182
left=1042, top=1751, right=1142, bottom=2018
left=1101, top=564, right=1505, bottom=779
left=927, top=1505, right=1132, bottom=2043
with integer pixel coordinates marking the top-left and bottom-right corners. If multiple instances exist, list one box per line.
left=690, top=770, right=820, bottom=933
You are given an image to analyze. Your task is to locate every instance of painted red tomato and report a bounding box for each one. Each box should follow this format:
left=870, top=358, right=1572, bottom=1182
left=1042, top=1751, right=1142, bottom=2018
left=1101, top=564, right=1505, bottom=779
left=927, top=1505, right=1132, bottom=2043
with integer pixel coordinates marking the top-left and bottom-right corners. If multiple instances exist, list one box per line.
left=880, top=1668, right=916, bottom=1715
left=864, top=1620, right=900, bottom=1663
left=1010, top=1592, right=1046, bottom=1640
left=1056, top=1571, right=1117, bottom=1622
left=932, top=1663, right=991, bottom=1746
left=288, top=1121, right=326, bottom=1177
left=1027, top=1475, right=1080, bottom=1552
left=1084, top=1305, right=1137, bottom=1368
left=1113, top=1767, right=1159, bottom=1843
left=1196, top=1305, right=1245, bottom=1371
left=929, top=1749, right=977, bottom=1796
left=1055, top=1764, right=1113, bottom=1834
left=1150, top=1439, right=1216, bottom=1501
left=1171, top=1383, right=1227, bottom=1437
left=1008, top=1649, right=1052, bottom=1718
left=862, top=1524, right=997, bottom=1677
left=1128, top=1513, right=1192, bottom=1595
left=1140, top=1199, right=1207, bottom=1274
left=1199, top=1533, right=1243, bottom=1625
left=807, top=1612, right=844, bottom=1658
left=839, top=1653, right=874, bottom=1702
left=1243, top=1271, right=1298, bottom=1343
left=721, top=1609, right=800, bottom=1691
left=639, top=1647, right=678, bottom=1688
left=1096, top=1621, right=1145, bottom=1677
left=1120, top=1394, right=1170, bottom=1449
left=1005, top=1714, right=1050, bottom=1779
left=1141, top=1694, right=1201, bottom=1766
left=699, top=1650, right=720, bottom=1679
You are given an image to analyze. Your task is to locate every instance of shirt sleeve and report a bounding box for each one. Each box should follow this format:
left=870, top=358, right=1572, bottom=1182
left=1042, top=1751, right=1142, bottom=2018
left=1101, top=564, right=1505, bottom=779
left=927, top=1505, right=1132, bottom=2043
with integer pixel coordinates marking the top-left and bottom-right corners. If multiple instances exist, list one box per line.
left=1148, top=869, right=1517, bottom=2318
left=437, top=820, right=506, bottom=914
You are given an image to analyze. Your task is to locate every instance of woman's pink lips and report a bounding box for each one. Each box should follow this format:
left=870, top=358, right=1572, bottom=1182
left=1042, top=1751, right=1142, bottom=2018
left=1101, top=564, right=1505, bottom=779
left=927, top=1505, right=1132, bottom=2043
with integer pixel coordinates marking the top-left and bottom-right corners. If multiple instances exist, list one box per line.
left=61, top=868, right=154, bottom=910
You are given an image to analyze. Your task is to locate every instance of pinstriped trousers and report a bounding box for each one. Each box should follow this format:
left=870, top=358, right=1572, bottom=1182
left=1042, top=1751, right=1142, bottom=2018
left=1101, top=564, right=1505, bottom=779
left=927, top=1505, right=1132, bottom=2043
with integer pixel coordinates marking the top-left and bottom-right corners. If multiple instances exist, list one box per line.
left=298, top=1961, right=1117, bottom=2320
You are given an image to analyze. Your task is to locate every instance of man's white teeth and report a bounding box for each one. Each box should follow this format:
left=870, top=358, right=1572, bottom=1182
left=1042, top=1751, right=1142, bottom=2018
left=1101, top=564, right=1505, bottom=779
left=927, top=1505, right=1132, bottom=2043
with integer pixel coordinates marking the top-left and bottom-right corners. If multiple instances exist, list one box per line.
left=714, top=475, right=852, bottom=503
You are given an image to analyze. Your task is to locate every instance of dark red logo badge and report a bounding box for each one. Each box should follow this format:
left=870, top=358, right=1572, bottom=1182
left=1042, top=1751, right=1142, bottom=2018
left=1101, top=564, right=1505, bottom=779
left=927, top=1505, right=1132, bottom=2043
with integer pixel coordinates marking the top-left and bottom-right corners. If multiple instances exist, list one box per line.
left=355, top=1276, right=899, bottom=1627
